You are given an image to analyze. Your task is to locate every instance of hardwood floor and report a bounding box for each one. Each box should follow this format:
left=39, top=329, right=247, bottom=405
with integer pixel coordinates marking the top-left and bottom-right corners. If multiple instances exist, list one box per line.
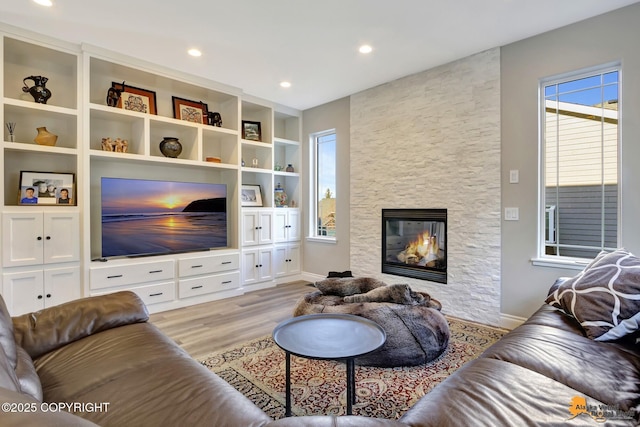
left=149, top=280, right=313, bottom=359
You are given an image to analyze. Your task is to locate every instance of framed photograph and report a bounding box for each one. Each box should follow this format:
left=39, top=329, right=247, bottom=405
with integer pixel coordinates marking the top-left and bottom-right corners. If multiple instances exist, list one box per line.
left=241, top=184, right=263, bottom=207
left=111, top=82, right=157, bottom=115
left=19, top=171, right=75, bottom=206
left=172, top=96, right=208, bottom=124
left=242, top=120, right=262, bottom=142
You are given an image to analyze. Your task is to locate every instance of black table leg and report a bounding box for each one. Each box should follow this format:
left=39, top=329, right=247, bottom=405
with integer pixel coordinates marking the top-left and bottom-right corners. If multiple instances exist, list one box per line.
left=346, top=358, right=355, bottom=415
left=285, top=351, right=292, bottom=417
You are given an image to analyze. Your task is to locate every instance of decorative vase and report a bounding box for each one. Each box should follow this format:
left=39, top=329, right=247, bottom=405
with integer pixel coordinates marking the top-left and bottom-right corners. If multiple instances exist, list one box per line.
left=286, top=164, right=294, bottom=173
left=274, top=182, right=288, bottom=207
left=34, top=127, right=57, bottom=146
left=159, top=137, right=182, bottom=158
left=22, top=75, right=52, bottom=104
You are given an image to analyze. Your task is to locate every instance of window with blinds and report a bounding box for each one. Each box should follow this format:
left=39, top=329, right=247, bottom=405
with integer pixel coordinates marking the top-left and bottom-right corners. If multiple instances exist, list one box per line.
left=541, top=67, right=620, bottom=260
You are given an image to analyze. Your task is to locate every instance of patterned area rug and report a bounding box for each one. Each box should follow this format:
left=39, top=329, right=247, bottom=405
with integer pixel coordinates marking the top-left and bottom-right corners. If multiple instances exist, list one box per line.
left=199, top=317, right=507, bottom=420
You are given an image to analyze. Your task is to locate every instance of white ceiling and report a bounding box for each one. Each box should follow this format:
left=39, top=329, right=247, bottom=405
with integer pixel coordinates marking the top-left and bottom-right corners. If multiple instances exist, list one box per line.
left=1, top=0, right=638, bottom=111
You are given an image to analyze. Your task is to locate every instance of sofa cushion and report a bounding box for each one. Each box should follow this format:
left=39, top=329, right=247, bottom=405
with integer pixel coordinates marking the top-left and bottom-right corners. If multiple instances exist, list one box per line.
left=0, top=344, right=20, bottom=393
left=400, top=357, right=637, bottom=427
left=13, top=291, right=149, bottom=359
left=15, top=345, right=42, bottom=401
left=545, top=248, right=640, bottom=341
left=34, top=321, right=271, bottom=427
left=481, top=323, right=640, bottom=413
left=0, top=294, right=17, bottom=368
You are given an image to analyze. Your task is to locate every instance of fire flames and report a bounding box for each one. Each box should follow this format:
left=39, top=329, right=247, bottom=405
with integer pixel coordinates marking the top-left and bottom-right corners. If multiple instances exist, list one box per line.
left=397, top=231, right=440, bottom=267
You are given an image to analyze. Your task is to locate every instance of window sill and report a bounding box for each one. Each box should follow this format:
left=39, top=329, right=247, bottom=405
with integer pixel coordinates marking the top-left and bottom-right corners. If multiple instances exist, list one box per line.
left=306, top=236, right=337, bottom=244
left=530, top=257, right=589, bottom=271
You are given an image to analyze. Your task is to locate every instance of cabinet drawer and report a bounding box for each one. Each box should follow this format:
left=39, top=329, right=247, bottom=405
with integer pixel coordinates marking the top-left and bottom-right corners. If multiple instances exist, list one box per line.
left=178, top=253, right=239, bottom=278
left=90, top=260, right=175, bottom=290
left=128, top=281, right=176, bottom=306
left=178, top=271, right=240, bottom=299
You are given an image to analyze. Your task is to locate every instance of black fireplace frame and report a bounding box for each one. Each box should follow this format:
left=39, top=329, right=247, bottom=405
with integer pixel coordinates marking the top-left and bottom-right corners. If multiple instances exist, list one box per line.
left=381, top=208, right=447, bottom=284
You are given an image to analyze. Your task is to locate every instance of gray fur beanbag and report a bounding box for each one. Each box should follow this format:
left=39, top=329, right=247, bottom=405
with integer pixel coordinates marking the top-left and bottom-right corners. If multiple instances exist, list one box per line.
left=293, top=278, right=449, bottom=367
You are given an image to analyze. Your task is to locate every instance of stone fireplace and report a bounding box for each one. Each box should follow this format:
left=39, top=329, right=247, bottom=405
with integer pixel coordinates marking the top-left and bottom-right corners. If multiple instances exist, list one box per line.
left=382, top=209, right=447, bottom=284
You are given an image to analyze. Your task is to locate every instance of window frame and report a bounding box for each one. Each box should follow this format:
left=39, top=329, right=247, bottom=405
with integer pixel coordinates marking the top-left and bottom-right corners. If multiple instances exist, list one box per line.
left=308, top=129, right=337, bottom=242
left=535, top=63, right=622, bottom=268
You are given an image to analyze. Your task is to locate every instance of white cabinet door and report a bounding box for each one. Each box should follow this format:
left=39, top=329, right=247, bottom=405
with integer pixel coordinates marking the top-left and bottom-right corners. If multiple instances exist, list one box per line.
left=2, top=211, right=79, bottom=267
left=43, top=212, right=80, bottom=264
left=257, top=247, right=273, bottom=282
left=274, top=244, right=300, bottom=278
left=273, top=210, right=288, bottom=242
left=2, top=212, right=44, bottom=267
left=258, top=210, right=273, bottom=244
left=287, top=210, right=301, bottom=241
left=3, top=266, right=81, bottom=316
left=242, top=210, right=273, bottom=246
left=242, top=248, right=273, bottom=285
left=44, top=265, right=81, bottom=307
left=273, top=209, right=300, bottom=243
left=2, top=269, right=44, bottom=315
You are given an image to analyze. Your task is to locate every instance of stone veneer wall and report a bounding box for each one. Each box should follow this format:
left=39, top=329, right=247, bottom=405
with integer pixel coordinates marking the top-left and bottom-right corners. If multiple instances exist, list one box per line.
left=349, top=48, right=501, bottom=325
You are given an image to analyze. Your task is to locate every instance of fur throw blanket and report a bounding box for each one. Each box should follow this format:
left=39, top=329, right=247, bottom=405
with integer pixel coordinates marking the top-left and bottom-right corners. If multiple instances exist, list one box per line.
left=314, top=277, right=441, bottom=310
left=294, top=277, right=449, bottom=367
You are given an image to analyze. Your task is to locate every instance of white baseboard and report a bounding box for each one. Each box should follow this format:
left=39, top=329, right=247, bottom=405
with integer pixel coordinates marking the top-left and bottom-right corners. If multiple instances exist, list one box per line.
left=301, top=272, right=325, bottom=283
left=500, top=313, right=527, bottom=330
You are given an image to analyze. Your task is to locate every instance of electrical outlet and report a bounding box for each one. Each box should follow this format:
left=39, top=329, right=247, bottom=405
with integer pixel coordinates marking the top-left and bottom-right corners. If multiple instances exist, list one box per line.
left=509, top=170, right=519, bottom=184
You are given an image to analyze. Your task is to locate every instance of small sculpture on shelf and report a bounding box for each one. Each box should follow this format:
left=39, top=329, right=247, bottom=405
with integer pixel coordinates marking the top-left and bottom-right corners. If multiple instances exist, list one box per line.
left=286, top=164, right=294, bottom=173
left=101, top=137, right=129, bottom=153
left=106, top=81, right=125, bottom=107
left=22, top=75, right=52, bottom=104
left=207, top=111, right=222, bottom=127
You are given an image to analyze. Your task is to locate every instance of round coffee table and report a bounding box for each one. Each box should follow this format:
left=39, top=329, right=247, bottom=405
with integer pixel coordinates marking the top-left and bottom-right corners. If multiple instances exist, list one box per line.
left=272, top=313, right=386, bottom=416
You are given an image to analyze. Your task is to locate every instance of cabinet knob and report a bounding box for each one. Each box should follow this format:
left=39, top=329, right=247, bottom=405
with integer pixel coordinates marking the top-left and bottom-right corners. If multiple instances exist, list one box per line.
left=46, top=294, right=51, bottom=298
left=37, top=236, right=42, bottom=241
left=46, top=236, right=51, bottom=240
left=37, top=295, right=43, bottom=299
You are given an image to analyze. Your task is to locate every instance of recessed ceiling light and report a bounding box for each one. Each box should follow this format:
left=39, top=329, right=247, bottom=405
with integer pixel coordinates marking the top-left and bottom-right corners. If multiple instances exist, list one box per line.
left=33, top=0, right=53, bottom=6
left=187, top=48, right=202, bottom=57
left=359, top=45, right=373, bottom=54
left=280, top=81, right=291, bottom=88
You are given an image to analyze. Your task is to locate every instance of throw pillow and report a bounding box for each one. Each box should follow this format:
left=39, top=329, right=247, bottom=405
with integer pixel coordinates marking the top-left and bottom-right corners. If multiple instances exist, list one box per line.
left=545, top=248, right=640, bottom=341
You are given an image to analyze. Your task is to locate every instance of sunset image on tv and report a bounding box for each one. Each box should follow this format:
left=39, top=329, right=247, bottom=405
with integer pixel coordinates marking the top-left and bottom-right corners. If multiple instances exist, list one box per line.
left=101, top=177, right=227, bottom=258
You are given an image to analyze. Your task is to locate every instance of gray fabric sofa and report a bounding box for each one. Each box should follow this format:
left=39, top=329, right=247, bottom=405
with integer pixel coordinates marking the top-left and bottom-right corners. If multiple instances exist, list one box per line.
left=0, top=288, right=638, bottom=426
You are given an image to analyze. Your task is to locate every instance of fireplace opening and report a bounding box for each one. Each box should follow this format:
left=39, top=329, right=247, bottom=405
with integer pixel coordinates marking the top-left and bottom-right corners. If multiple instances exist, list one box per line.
left=382, top=209, right=447, bottom=284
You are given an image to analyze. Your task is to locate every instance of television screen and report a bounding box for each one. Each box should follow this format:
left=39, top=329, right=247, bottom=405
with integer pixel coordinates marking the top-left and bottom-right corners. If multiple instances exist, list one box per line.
left=101, top=177, right=227, bottom=258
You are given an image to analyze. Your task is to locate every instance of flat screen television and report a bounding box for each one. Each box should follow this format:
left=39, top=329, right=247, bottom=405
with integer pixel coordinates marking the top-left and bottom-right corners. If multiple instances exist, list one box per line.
left=100, top=177, right=227, bottom=258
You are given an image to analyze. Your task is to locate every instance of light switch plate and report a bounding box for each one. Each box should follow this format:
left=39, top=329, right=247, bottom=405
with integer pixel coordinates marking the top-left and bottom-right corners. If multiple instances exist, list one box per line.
left=505, top=207, right=519, bottom=221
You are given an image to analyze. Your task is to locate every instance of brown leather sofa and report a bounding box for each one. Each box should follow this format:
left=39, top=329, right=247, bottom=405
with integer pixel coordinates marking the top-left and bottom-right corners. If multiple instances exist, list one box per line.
left=0, top=289, right=638, bottom=426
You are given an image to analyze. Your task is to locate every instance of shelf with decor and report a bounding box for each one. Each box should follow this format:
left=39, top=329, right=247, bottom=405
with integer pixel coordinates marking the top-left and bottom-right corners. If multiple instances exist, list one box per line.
left=1, top=32, right=82, bottom=314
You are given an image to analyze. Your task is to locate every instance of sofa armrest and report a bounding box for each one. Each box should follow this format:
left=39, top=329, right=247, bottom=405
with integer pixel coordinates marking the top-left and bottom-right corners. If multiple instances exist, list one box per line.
left=12, top=291, right=149, bottom=360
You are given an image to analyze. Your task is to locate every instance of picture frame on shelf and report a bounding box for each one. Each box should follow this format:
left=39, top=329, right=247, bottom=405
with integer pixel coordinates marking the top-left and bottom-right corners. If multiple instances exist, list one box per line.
left=242, top=120, right=262, bottom=142
left=172, top=96, right=209, bottom=124
left=241, top=184, right=263, bottom=207
left=18, top=171, right=75, bottom=206
left=111, top=82, right=157, bottom=115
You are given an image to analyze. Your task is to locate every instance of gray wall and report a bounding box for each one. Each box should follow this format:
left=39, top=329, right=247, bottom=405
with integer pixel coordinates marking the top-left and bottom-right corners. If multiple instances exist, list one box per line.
left=301, top=97, right=351, bottom=276
left=501, top=2, right=640, bottom=318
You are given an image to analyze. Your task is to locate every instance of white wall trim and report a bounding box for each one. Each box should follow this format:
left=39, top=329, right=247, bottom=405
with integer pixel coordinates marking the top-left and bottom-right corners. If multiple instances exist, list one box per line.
left=500, top=313, right=527, bottom=330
